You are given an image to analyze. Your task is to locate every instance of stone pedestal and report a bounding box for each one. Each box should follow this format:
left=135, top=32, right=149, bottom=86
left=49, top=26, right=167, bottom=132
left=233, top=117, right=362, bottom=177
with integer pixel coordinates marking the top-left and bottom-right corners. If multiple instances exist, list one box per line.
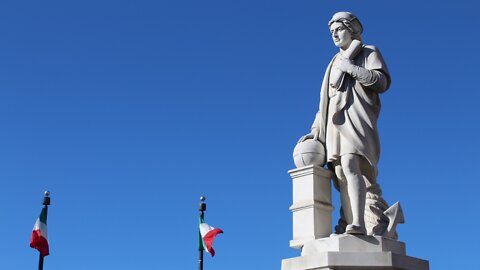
left=288, top=165, right=334, bottom=249
left=282, top=235, right=429, bottom=270
left=284, top=165, right=429, bottom=270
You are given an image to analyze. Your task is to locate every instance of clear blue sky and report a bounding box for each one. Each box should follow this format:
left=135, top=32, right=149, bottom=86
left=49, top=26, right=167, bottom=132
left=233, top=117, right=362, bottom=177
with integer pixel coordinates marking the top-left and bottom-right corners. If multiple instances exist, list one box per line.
left=1, top=1, right=478, bottom=269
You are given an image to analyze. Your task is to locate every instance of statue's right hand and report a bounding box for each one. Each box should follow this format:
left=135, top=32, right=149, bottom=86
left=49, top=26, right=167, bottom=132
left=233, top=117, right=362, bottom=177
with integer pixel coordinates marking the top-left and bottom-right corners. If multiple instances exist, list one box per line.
left=297, top=127, right=320, bottom=144
left=297, top=133, right=313, bottom=144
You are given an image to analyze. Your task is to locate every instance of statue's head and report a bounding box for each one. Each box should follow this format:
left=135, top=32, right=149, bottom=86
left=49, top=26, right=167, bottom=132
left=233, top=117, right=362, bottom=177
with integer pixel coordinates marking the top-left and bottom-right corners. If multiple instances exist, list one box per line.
left=328, top=12, right=363, bottom=49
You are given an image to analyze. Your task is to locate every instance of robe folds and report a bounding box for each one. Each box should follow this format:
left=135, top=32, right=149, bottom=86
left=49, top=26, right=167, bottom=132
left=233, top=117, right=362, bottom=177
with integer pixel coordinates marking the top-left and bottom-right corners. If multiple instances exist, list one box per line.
left=312, top=44, right=391, bottom=176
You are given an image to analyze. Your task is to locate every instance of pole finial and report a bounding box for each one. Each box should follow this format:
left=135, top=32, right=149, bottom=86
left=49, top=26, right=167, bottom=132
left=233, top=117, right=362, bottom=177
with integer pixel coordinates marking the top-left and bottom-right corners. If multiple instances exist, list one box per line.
left=199, top=196, right=206, bottom=212
left=42, top=191, right=51, bottom=206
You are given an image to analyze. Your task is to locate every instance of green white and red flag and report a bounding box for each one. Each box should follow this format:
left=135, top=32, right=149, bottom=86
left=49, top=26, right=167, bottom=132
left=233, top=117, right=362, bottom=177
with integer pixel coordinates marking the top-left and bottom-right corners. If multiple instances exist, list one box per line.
left=30, top=207, right=49, bottom=256
left=199, top=216, right=223, bottom=257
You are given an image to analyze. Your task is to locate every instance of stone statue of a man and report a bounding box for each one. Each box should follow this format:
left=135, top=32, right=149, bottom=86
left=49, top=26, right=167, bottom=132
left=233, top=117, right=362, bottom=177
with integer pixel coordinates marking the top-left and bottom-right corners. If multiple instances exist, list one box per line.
left=299, top=12, right=392, bottom=236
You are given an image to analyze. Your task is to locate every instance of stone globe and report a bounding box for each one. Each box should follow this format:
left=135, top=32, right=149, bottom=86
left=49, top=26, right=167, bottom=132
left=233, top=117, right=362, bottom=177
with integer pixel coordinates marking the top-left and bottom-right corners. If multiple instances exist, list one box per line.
left=293, top=139, right=326, bottom=168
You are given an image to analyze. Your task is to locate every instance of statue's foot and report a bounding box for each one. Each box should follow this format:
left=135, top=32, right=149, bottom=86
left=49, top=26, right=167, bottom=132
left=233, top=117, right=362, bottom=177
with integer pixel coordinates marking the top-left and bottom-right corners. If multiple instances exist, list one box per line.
left=334, top=224, right=346, bottom=234
left=346, top=224, right=366, bottom=235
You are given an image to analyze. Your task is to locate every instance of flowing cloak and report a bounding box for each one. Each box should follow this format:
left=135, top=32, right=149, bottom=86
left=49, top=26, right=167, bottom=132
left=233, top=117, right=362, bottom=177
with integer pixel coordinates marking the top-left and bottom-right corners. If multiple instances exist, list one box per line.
left=312, top=45, right=391, bottom=176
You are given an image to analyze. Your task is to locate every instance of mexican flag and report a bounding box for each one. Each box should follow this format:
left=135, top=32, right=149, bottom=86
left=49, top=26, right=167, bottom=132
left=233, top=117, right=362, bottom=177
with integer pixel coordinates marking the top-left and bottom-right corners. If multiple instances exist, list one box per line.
left=30, top=207, right=49, bottom=256
left=199, top=216, right=223, bottom=257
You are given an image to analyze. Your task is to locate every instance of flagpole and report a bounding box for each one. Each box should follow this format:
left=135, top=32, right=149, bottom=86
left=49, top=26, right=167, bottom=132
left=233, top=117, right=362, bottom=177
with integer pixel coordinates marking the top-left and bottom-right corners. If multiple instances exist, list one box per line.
left=38, top=191, right=50, bottom=270
left=198, top=196, right=206, bottom=270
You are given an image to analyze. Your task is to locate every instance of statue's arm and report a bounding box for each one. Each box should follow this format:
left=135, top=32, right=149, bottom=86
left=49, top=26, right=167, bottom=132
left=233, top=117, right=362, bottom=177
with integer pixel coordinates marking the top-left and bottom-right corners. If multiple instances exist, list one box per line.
left=349, top=66, right=388, bottom=93
left=311, top=111, right=321, bottom=130
left=336, top=47, right=390, bottom=93
left=298, top=59, right=334, bottom=144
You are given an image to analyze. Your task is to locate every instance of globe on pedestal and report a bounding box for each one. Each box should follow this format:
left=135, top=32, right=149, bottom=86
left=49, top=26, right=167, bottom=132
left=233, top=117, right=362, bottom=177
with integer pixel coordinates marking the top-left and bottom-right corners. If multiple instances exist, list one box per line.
left=293, top=139, right=326, bottom=168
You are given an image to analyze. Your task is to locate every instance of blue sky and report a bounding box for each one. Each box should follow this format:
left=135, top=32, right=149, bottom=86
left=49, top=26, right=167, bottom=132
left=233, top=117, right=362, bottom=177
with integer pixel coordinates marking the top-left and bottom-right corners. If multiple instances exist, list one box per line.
left=1, top=1, right=479, bottom=269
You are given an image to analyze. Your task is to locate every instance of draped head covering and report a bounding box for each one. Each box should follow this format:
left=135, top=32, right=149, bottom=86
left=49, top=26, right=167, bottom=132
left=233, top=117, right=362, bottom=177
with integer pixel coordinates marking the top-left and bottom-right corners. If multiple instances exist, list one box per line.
left=328, top=12, right=363, bottom=41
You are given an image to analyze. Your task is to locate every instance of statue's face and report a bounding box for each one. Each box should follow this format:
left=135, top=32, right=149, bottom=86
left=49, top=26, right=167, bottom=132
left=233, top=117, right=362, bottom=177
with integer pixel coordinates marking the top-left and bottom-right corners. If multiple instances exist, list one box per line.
left=330, top=22, right=353, bottom=50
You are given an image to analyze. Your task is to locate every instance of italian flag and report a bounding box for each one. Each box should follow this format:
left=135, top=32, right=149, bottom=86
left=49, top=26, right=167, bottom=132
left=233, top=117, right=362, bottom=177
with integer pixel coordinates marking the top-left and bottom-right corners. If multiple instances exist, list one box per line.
left=199, top=216, right=223, bottom=257
left=30, top=207, right=49, bottom=257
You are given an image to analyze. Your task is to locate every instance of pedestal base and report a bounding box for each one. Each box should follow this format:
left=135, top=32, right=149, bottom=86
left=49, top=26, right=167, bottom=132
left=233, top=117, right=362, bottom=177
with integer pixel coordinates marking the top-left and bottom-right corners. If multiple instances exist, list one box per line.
left=281, top=235, right=429, bottom=270
left=288, top=165, right=333, bottom=249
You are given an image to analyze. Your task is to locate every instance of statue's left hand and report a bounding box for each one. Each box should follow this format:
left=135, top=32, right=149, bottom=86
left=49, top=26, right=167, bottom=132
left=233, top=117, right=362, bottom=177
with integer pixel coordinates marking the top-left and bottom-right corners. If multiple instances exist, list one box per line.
left=335, top=57, right=354, bottom=74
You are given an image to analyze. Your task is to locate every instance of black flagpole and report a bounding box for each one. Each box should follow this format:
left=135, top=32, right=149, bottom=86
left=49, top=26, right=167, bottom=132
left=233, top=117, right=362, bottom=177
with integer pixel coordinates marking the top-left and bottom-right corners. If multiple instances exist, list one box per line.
left=38, top=191, right=50, bottom=270
left=198, top=196, right=206, bottom=270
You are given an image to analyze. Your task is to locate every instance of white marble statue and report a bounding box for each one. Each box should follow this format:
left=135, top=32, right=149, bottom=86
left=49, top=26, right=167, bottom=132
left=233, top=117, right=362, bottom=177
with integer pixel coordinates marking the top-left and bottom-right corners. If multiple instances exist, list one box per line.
left=298, top=12, right=398, bottom=237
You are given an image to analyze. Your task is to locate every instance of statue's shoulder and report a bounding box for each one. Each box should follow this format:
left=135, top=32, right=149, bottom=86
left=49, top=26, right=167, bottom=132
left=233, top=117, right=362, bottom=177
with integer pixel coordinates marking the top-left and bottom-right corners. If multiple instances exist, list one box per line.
left=360, top=44, right=386, bottom=61
left=362, top=44, right=380, bottom=53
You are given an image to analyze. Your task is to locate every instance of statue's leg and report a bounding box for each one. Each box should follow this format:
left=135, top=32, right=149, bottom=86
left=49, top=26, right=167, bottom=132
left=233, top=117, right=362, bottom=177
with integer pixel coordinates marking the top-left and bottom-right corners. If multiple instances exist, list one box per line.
left=332, top=161, right=351, bottom=233
left=358, top=157, right=390, bottom=236
left=328, top=159, right=352, bottom=234
left=341, top=154, right=367, bottom=235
